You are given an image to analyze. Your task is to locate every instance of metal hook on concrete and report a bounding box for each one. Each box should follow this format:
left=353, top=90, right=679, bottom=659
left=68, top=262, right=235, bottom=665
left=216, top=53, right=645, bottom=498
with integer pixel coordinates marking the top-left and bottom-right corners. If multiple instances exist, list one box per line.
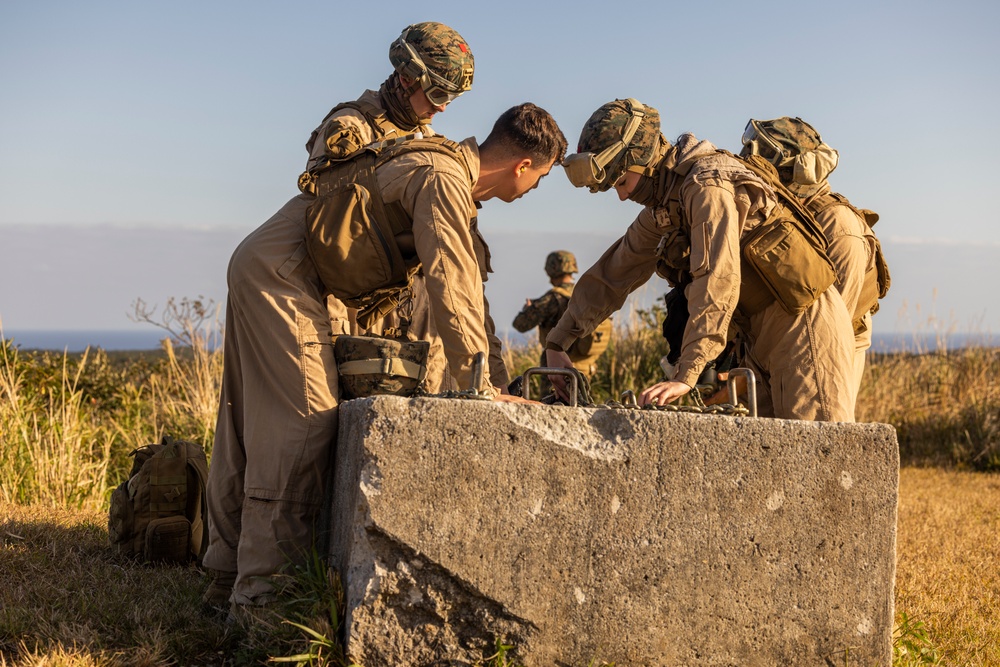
left=620, top=390, right=638, bottom=408
left=522, top=367, right=578, bottom=407
left=727, top=367, right=758, bottom=418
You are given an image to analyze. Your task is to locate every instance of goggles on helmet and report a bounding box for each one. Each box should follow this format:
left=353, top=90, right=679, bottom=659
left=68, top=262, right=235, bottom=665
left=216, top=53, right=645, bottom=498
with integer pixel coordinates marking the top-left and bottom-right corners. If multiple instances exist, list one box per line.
left=398, top=30, right=469, bottom=107
left=741, top=119, right=787, bottom=163
left=564, top=99, right=647, bottom=192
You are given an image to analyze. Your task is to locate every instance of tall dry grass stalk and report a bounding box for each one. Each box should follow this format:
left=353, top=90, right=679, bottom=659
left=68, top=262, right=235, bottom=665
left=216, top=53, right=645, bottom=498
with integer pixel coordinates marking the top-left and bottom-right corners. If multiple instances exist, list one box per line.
left=148, top=335, right=223, bottom=452
left=0, top=300, right=223, bottom=508
left=0, top=338, right=112, bottom=511
left=858, top=347, right=1000, bottom=469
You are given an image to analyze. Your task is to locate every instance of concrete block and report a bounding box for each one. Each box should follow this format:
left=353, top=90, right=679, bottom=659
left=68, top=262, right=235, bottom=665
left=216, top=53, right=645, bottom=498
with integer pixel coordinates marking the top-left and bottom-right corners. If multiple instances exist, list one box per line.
left=331, top=397, right=898, bottom=666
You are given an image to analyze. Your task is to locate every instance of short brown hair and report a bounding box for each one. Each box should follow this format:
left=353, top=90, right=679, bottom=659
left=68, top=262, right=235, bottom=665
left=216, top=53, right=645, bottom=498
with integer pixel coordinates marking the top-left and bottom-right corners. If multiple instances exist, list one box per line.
left=480, top=103, right=567, bottom=166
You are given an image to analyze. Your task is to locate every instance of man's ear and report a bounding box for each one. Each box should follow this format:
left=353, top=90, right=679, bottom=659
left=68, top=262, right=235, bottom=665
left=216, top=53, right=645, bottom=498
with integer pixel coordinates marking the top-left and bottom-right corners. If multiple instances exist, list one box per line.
left=515, top=158, right=532, bottom=176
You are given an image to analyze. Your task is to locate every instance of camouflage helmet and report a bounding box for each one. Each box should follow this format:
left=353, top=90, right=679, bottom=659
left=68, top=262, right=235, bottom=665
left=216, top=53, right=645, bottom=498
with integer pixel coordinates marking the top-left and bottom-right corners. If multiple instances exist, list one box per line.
left=544, top=250, right=578, bottom=278
left=740, top=117, right=821, bottom=164
left=569, top=98, right=661, bottom=192
left=389, top=22, right=474, bottom=106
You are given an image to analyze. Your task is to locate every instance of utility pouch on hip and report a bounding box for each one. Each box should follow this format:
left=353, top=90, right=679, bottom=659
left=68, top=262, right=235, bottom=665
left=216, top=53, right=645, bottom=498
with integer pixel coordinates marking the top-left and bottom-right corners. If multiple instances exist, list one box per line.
left=335, top=335, right=429, bottom=399
left=741, top=219, right=836, bottom=316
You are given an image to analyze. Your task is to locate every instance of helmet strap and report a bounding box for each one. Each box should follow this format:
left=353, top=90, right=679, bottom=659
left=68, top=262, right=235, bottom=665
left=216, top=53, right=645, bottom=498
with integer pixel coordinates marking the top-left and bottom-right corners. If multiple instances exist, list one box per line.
left=595, top=98, right=648, bottom=190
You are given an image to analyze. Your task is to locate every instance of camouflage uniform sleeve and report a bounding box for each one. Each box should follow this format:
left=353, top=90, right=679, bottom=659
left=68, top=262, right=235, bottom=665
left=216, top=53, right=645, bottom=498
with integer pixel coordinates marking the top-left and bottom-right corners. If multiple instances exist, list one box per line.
left=304, top=109, right=374, bottom=172
left=546, top=208, right=662, bottom=352
left=512, top=292, right=563, bottom=333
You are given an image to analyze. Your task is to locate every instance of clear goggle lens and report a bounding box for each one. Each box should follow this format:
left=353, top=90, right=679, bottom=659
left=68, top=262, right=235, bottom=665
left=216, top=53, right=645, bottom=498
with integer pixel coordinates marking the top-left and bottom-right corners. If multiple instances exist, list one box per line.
left=742, top=119, right=784, bottom=161
left=420, top=70, right=464, bottom=107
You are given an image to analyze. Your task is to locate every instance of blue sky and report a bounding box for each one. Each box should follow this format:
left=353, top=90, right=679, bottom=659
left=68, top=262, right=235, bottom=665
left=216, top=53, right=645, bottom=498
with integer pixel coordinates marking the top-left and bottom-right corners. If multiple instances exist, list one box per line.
left=2, top=0, right=999, bottom=337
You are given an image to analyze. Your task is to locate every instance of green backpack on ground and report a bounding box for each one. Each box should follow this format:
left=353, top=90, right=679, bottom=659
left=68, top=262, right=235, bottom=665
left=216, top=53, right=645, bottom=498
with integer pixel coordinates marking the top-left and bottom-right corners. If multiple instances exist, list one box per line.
left=108, top=436, right=209, bottom=563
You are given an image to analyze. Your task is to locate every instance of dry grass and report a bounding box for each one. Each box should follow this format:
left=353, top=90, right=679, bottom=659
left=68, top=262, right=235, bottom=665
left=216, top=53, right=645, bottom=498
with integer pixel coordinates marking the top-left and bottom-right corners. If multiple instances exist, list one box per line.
left=0, top=501, right=351, bottom=666
left=4, top=298, right=1000, bottom=664
left=895, top=468, right=1000, bottom=666
left=859, top=348, right=1000, bottom=470
left=2, top=470, right=997, bottom=666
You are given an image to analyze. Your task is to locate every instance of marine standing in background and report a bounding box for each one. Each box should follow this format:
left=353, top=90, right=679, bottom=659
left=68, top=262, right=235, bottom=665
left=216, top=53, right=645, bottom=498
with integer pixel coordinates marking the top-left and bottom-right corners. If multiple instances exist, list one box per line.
left=740, top=117, right=889, bottom=397
left=548, top=98, right=857, bottom=421
left=512, top=250, right=612, bottom=379
left=298, top=22, right=507, bottom=394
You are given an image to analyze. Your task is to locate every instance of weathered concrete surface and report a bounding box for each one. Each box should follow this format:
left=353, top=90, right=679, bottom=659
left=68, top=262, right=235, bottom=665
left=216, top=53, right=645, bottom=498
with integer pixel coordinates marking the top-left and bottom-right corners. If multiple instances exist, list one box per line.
left=331, top=397, right=898, bottom=667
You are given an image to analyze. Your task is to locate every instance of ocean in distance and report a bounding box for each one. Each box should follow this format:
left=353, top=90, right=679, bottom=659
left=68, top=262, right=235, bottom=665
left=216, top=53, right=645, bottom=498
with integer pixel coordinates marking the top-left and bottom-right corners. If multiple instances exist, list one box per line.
left=4, top=329, right=996, bottom=354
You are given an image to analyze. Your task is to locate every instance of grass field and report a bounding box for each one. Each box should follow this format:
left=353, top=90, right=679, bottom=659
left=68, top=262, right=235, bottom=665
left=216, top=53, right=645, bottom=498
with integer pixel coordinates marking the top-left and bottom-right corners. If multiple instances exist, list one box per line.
left=3, top=468, right=996, bottom=666
left=2, top=307, right=1000, bottom=665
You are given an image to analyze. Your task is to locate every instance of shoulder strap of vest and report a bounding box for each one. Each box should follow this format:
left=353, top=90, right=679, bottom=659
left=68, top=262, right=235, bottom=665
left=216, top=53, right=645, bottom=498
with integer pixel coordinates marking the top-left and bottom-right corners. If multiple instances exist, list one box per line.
left=321, top=99, right=394, bottom=141
left=736, top=153, right=830, bottom=251
left=805, top=191, right=881, bottom=231
left=805, top=191, right=855, bottom=215
left=374, top=136, right=474, bottom=183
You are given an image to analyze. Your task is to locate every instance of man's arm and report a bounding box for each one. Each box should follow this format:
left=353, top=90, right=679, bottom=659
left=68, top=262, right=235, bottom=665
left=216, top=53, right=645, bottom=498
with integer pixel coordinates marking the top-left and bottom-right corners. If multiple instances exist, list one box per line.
left=546, top=208, right=662, bottom=353
left=401, top=168, right=499, bottom=397
left=512, top=292, right=562, bottom=333
left=305, top=110, right=374, bottom=172
left=670, top=179, right=746, bottom=389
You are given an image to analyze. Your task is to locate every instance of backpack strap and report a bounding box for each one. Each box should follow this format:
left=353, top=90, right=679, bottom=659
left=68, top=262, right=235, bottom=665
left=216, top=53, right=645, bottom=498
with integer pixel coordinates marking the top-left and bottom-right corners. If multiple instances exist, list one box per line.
left=306, top=99, right=393, bottom=154
left=737, top=154, right=831, bottom=251
left=179, top=440, right=209, bottom=559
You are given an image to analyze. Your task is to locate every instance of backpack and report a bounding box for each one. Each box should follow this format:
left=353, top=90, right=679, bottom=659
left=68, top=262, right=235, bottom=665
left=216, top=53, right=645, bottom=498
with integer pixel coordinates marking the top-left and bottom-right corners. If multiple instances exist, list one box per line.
left=108, top=436, right=209, bottom=564
left=732, top=154, right=838, bottom=316
left=302, top=135, right=474, bottom=330
left=805, top=191, right=891, bottom=321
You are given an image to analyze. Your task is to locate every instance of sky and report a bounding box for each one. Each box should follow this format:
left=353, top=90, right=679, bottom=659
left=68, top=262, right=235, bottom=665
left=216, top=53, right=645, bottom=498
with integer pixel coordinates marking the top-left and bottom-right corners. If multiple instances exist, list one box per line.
left=2, top=0, right=999, bottom=340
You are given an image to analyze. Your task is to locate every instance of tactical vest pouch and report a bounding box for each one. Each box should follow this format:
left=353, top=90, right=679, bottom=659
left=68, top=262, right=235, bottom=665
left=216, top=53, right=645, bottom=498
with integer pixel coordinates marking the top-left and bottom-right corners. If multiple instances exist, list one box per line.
left=855, top=236, right=891, bottom=320
left=108, top=437, right=208, bottom=564
left=305, top=182, right=409, bottom=303
left=741, top=216, right=837, bottom=316
left=335, top=335, right=429, bottom=399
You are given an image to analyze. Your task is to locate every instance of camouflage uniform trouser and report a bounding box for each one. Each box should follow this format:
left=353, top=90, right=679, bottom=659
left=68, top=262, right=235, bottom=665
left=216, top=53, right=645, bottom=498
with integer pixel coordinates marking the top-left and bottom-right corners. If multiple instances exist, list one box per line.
left=745, top=288, right=857, bottom=422
left=203, top=197, right=340, bottom=605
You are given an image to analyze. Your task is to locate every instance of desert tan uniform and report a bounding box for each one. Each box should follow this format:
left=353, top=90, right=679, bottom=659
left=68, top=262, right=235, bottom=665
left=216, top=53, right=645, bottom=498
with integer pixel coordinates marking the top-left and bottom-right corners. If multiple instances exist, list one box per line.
left=548, top=134, right=856, bottom=421
left=805, top=185, right=878, bottom=391
left=304, top=91, right=507, bottom=393
left=204, top=138, right=499, bottom=604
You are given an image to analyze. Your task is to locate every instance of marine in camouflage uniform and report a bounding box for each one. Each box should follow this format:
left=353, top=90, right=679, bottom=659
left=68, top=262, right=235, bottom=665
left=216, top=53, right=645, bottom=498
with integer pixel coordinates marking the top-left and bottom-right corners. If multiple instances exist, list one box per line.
left=741, top=117, right=881, bottom=399
left=550, top=99, right=856, bottom=421
left=298, top=22, right=505, bottom=394
left=513, top=250, right=610, bottom=378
